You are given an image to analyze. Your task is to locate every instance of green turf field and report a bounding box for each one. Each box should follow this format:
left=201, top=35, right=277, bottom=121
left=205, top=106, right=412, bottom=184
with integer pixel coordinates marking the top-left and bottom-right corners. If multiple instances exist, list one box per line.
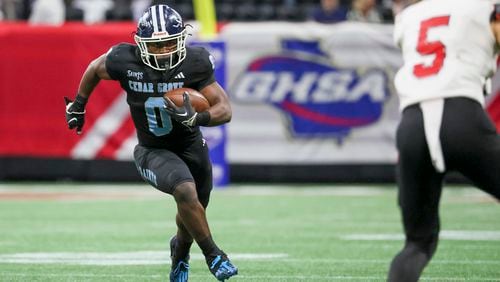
left=0, top=183, right=499, bottom=281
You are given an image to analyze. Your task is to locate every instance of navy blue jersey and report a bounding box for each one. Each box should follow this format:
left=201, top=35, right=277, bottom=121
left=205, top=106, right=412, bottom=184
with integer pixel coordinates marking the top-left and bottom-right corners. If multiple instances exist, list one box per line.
left=105, top=43, right=215, bottom=148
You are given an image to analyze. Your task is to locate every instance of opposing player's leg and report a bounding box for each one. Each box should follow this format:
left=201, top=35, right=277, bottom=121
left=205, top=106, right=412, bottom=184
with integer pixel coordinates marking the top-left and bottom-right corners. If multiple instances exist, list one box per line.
left=388, top=105, right=444, bottom=282
left=441, top=98, right=500, bottom=200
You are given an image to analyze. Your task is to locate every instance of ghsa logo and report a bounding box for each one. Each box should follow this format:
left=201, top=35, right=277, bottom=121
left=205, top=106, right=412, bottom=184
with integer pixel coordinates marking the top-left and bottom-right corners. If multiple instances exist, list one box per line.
left=232, top=39, right=390, bottom=141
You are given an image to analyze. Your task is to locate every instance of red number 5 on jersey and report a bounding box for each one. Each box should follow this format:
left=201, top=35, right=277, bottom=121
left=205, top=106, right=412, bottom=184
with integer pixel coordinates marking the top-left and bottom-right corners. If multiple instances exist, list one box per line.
left=413, top=15, right=450, bottom=78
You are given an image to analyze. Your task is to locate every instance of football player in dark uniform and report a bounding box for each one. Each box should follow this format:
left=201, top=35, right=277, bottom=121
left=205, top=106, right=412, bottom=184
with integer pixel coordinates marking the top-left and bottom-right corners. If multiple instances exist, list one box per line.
left=64, top=5, right=238, bottom=282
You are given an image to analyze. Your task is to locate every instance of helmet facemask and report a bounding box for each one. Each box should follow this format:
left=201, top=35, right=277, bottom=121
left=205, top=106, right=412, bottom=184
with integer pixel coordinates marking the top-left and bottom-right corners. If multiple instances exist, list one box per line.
left=134, top=28, right=187, bottom=71
left=134, top=5, right=188, bottom=71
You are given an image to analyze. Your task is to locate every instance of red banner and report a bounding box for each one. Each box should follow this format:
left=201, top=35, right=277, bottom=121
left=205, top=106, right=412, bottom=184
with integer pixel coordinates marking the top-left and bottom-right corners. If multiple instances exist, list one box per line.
left=1, top=22, right=500, bottom=160
left=0, top=22, right=135, bottom=158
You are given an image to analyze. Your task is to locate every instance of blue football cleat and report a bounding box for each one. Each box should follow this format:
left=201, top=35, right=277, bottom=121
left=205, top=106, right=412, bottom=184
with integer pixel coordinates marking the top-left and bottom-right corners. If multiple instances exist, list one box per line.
left=208, top=254, right=238, bottom=281
left=170, top=236, right=189, bottom=282
left=170, top=260, right=189, bottom=282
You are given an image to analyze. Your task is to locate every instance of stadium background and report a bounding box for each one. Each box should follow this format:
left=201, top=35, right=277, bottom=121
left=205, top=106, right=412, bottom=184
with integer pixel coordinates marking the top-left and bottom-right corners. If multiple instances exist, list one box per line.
left=0, top=1, right=499, bottom=281
left=1, top=0, right=500, bottom=184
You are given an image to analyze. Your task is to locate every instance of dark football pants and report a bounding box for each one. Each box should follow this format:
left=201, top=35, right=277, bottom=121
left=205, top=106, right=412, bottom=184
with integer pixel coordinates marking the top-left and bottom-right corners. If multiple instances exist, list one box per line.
left=133, top=136, right=213, bottom=207
left=388, top=97, right=500, bottom=282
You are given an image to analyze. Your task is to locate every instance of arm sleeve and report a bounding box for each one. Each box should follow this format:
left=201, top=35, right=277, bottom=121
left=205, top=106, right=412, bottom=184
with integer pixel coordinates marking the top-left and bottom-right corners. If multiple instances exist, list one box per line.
left=393, top=14, right=404, bottom=48
left=105, top=45, right=123, bottom=81
left=191, top=47, right=216, bottom=90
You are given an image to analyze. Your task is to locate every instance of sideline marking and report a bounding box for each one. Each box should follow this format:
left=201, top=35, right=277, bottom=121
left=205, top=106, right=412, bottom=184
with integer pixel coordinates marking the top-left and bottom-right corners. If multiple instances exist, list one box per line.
left=0, top=184, right=493, bottom=200
left=0, top=251, right=288, bottom=265
left=1, top=273, right=500, bottom=281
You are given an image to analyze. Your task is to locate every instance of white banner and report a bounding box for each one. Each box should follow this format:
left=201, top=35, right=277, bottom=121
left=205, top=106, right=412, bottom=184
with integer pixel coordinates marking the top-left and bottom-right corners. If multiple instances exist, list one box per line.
left=219, top=22, right=403, bottom=164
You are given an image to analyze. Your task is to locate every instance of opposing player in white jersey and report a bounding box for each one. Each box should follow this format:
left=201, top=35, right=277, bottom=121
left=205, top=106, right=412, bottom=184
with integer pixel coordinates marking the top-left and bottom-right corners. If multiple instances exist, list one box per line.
left=389, top=0, right=500, bottom=281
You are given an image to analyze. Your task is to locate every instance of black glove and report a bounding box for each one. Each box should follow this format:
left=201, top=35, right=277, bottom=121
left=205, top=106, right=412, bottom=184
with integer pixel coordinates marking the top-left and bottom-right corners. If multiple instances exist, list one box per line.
left=64, top=95, right=87, bottom=135
left=163, top=92, right=198, bottom=128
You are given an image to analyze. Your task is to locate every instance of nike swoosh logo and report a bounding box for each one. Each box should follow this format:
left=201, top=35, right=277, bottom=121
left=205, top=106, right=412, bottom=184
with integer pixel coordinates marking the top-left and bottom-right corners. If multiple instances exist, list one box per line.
left=176, top=112, right=188, bottom=117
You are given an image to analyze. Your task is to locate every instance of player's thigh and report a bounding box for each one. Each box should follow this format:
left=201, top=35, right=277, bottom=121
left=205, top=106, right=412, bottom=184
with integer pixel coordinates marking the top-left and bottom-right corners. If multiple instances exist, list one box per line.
left=397, top=106, right=444, bottom=238
left=466, top=138, right=500, bottom=199
left=441, top=98, right=500, bottom=199
left=134, top=145, right=193, bottom=194
left=179, top=137, right=213, bottom=207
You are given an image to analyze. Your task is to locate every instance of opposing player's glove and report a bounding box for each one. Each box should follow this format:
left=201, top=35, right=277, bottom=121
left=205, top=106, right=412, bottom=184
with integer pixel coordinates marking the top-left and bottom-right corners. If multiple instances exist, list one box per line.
left=164, top=92, right=198, bottom=128
left=64, top=95, right=87, bottom=135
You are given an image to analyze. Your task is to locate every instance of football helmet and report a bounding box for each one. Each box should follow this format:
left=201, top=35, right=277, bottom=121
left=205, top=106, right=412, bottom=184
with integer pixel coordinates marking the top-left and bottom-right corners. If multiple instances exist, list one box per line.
left=134, top=5, right=187, bottom=71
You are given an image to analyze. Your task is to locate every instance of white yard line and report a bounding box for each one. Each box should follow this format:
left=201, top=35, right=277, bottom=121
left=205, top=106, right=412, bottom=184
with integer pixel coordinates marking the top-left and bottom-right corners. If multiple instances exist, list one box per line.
left=0, top=251, right=288, bottom=265
left=1, top=273, right=499, bottom=281
left=0, top=273, right=163, bottom=279
left=1, top=251, right=498, bottom=267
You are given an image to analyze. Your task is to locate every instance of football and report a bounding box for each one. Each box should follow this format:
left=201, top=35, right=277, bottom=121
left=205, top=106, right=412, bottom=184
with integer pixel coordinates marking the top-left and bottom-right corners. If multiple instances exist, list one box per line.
left=164, top=87, right=210, bottom=112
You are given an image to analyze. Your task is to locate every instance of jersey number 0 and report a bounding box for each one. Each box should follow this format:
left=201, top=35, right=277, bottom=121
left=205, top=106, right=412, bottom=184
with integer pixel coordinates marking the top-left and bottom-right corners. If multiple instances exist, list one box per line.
left=413, top=15, right=450, bottom=78
left=145, top=97, right=173, bottom=136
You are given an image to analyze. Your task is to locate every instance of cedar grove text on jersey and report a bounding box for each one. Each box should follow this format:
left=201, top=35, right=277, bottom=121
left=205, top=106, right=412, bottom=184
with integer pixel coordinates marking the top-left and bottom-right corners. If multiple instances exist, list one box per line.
left=128, top=80, right=185, bottom=93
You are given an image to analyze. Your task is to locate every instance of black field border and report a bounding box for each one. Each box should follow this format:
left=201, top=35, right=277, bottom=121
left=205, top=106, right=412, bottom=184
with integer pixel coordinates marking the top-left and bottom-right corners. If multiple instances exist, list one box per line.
left=0, top=157, right=468, bottom=184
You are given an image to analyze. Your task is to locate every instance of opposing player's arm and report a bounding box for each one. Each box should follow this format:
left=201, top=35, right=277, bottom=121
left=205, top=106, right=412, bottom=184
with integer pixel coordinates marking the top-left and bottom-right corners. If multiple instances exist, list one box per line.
left=393, top=13, right=404, bottom=49
left=491, top=22, right=500, bottom=47
left=199, top=81, right=232, bottom=126
left=491, top=4, right=500, bottom=48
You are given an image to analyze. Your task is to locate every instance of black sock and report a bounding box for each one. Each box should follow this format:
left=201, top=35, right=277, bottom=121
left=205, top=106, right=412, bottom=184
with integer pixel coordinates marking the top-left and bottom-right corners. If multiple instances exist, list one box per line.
left=175, top=236, right=193, bottom=262
left=198, top=235, right=222, bottom=258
